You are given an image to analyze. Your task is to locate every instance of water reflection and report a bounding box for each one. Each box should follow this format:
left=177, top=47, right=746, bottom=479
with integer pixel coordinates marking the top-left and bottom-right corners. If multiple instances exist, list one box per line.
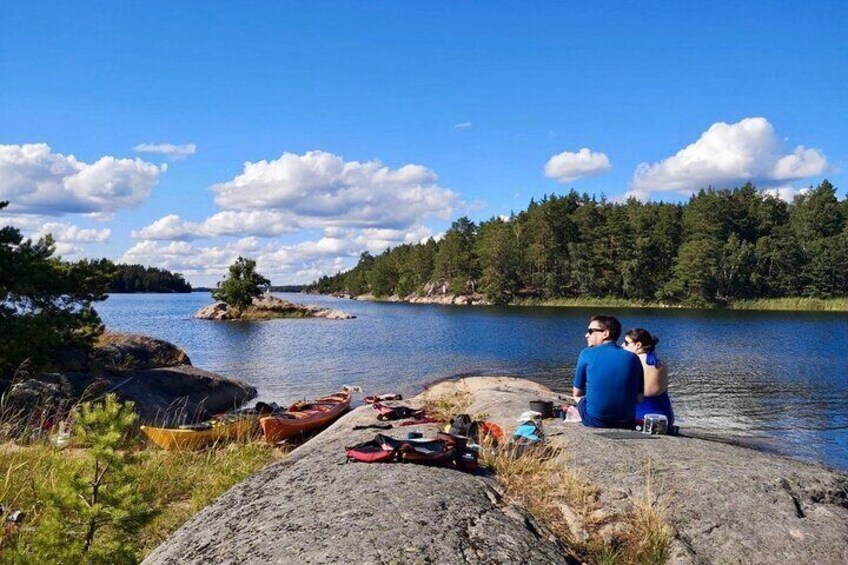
left=97, top=293, right=848, bottom=470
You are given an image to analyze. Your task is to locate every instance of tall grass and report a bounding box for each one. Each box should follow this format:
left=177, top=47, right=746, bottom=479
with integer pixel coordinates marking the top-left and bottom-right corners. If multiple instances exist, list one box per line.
left=479, top=441, right=672, bottom=564
left=0, top=419, right=284, bottom=560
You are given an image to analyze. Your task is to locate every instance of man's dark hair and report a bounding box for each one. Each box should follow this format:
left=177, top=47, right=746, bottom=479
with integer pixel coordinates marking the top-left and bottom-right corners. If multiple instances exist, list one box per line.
left=590, top=315, right=621, bottom=341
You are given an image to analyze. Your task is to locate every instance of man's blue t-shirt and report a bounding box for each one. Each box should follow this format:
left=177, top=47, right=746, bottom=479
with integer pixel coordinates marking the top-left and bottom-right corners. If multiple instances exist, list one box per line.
left=573, top=342, right=644, bottom=429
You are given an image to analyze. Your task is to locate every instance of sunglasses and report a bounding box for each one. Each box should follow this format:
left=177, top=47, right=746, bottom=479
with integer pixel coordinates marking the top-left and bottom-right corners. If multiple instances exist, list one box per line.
left=586, top=328, right=606, bottom=335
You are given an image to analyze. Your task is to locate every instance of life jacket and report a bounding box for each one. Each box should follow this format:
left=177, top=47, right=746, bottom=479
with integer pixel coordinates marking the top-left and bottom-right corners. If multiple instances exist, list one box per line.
left=345, top=433, right=456, bottom=465
left=371, top=402, right=425, bottom=421
left=363, top=393, right=403, bottom=404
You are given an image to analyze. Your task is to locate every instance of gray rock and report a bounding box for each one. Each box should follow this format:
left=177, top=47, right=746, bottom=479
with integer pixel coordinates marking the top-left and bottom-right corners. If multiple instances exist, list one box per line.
left=193, top=302, right=232, bottom=320
left=5, top=332, right=253, bottom=427
left=430, top=378, right=848, bottom=565
left=1, top=378, right=72, bottom=426
left=143, top=385, right=572, bottom=565
left=108, top=365, right=257, bottom=425
left=91, top=332, right=192, bottom=370
left=195, top=296, right=355, bottom=320
left=144, top=377, right=848, bottom=564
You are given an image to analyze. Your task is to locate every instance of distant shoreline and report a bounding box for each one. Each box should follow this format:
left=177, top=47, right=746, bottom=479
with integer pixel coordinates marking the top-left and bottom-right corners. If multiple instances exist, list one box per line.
left=332, top=293, right=848, bottom=313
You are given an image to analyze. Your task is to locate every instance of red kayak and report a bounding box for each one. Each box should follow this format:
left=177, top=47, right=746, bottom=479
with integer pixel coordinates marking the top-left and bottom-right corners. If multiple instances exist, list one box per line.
left=260, top=388, right=352, bottom=443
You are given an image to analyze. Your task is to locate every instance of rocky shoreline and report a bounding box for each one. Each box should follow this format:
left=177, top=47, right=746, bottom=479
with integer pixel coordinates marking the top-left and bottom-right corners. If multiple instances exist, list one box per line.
left=195, top=294, right=356, bottom=320
left=144, top=377, right=848, bottom=564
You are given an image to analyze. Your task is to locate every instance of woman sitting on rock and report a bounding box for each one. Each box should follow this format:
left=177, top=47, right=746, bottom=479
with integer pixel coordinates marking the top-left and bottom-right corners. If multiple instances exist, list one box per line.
left=623, top=328, right=674, bottom=428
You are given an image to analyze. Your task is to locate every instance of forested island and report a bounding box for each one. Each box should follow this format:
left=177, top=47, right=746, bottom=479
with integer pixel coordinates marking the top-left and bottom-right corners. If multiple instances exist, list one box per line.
left=106, top=262, right=192, bottom=293
left=308, top=181, right=848, bottom=308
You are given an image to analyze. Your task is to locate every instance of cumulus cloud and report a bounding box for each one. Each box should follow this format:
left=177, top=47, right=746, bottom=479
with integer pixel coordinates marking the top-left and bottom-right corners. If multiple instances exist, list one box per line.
left=761, top=185, right=810, bottom=202
left=544, top=148, right=612, bottom=183
left=631, top=117, right=829, bottom=194
left=211, top=150, right=459, bottom=229
left=132, top=210, right=300, bottom=240
left=133, top=143, right=197, bottom=160
left=125, top=222, right=435, bottom=285
left=454, top=122, right=472, bottom=129
left=33, top=222, right=111, bottom=243
left=0, top=143, right=165, bottom=215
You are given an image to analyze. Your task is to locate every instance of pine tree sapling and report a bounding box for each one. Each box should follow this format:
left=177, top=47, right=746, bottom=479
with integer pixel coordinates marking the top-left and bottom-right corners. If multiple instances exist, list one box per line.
left=23, top=395, right=155, bottom=564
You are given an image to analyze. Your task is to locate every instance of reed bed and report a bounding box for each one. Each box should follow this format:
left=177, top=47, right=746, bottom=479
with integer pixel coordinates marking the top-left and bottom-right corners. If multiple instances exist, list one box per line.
left=729, top=297, right=848, bottom=311
left=514, top=297, right=683, bottom=309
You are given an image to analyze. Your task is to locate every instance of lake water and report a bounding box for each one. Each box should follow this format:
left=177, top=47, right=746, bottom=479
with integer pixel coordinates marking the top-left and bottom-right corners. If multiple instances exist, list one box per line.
left=97, top=293, right=848, bottom=471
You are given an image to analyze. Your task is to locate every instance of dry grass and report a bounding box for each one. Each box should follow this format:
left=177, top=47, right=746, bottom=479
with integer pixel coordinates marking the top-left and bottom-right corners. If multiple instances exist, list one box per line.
left=420, top=384, right=472, bottom=423
left=134, top=440, right=286, bottom=554
left=479, top=440, right=673, bottom=564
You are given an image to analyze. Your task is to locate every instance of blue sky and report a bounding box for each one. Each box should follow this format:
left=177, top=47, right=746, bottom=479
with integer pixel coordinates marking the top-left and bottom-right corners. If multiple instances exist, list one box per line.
left=2, top=1, right=846, bottom=285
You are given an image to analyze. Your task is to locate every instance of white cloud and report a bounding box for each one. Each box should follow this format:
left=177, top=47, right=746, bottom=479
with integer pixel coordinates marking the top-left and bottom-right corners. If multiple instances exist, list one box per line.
left=454, top=122, right=472, bottom=129
left=0, top=143, right=165, bottom=215
left=132, top=210, right=300, bottom=240
left=544, top=148, right=612, bottom=183
left=133, top=143, right=197, bottom=160
left=761, top=185, right=810, bottom=202
left=0, top=218, right=110, bottom=260
left=622, top=189, right=651, bottom=203
left=631, top=117, right=829, bottom=195
left=125, top=222, right=435, bottom=285
left=211, top=150, right=459, bottom=228
left=33, top=222, right=111, bottom=243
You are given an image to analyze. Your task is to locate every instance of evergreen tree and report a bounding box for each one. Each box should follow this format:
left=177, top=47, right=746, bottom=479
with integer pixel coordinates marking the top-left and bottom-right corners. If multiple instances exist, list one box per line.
left=476, top=217, right=520, bottom=303
left=434, top=217, right=479, bottom=293
left=211, top=257, right=270, bottom=310
left=0, top=202, right=109, bottom=376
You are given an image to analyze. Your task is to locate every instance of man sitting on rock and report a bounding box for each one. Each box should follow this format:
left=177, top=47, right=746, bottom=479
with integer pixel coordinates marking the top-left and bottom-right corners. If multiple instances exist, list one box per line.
left=572, top=315, right=644, bottom=429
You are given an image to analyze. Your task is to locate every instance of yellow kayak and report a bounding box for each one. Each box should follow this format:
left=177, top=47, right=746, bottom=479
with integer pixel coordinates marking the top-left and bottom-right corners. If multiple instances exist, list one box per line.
left=140, top=411, right=262, bottom=450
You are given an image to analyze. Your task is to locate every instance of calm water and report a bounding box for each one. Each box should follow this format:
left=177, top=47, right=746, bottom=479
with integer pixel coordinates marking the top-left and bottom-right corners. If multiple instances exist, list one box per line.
left=97, top=293, right=848, bottom=471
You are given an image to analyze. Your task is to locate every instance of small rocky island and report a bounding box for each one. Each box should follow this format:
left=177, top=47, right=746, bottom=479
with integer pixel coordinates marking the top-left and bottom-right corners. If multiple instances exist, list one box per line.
left=194, top=294, right=355, bottom=321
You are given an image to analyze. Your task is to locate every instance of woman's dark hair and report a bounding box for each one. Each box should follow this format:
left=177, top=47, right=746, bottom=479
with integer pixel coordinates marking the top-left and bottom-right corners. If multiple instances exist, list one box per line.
left=625, top=328, right=659, bottom=352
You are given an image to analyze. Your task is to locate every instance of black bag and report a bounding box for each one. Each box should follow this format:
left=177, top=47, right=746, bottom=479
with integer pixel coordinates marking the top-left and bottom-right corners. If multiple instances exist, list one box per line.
left=448, top=414, right=479, bottom=441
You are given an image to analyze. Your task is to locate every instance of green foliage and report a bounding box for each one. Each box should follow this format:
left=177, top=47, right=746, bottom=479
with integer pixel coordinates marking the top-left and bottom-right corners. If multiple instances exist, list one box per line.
left=435, top=217, right=479, bottom=293
left=104, top=261, right=192, bottom=293
left=305, top=181, right=848, bottom=306
left=0, top=202, right=109, bottom=377
left=5, top=395, right=155, bottom=564
left=211, top=256, right=270, bottom=310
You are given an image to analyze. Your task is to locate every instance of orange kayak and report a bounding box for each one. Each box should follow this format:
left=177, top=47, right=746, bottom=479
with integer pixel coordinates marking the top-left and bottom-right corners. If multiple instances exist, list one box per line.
left=260, top=388, right=352, bottom=443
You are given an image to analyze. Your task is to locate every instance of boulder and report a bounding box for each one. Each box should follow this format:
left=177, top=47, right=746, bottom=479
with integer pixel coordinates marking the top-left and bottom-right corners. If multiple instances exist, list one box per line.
left=4, top=332, right=253, bottom=427
left=1, top=377, right=73, bottom=425
left=91, top=332, right=192, bottom=370
left=108, top=365, right=256, bottom=425
left=194, top=302, right=232, bottom=320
